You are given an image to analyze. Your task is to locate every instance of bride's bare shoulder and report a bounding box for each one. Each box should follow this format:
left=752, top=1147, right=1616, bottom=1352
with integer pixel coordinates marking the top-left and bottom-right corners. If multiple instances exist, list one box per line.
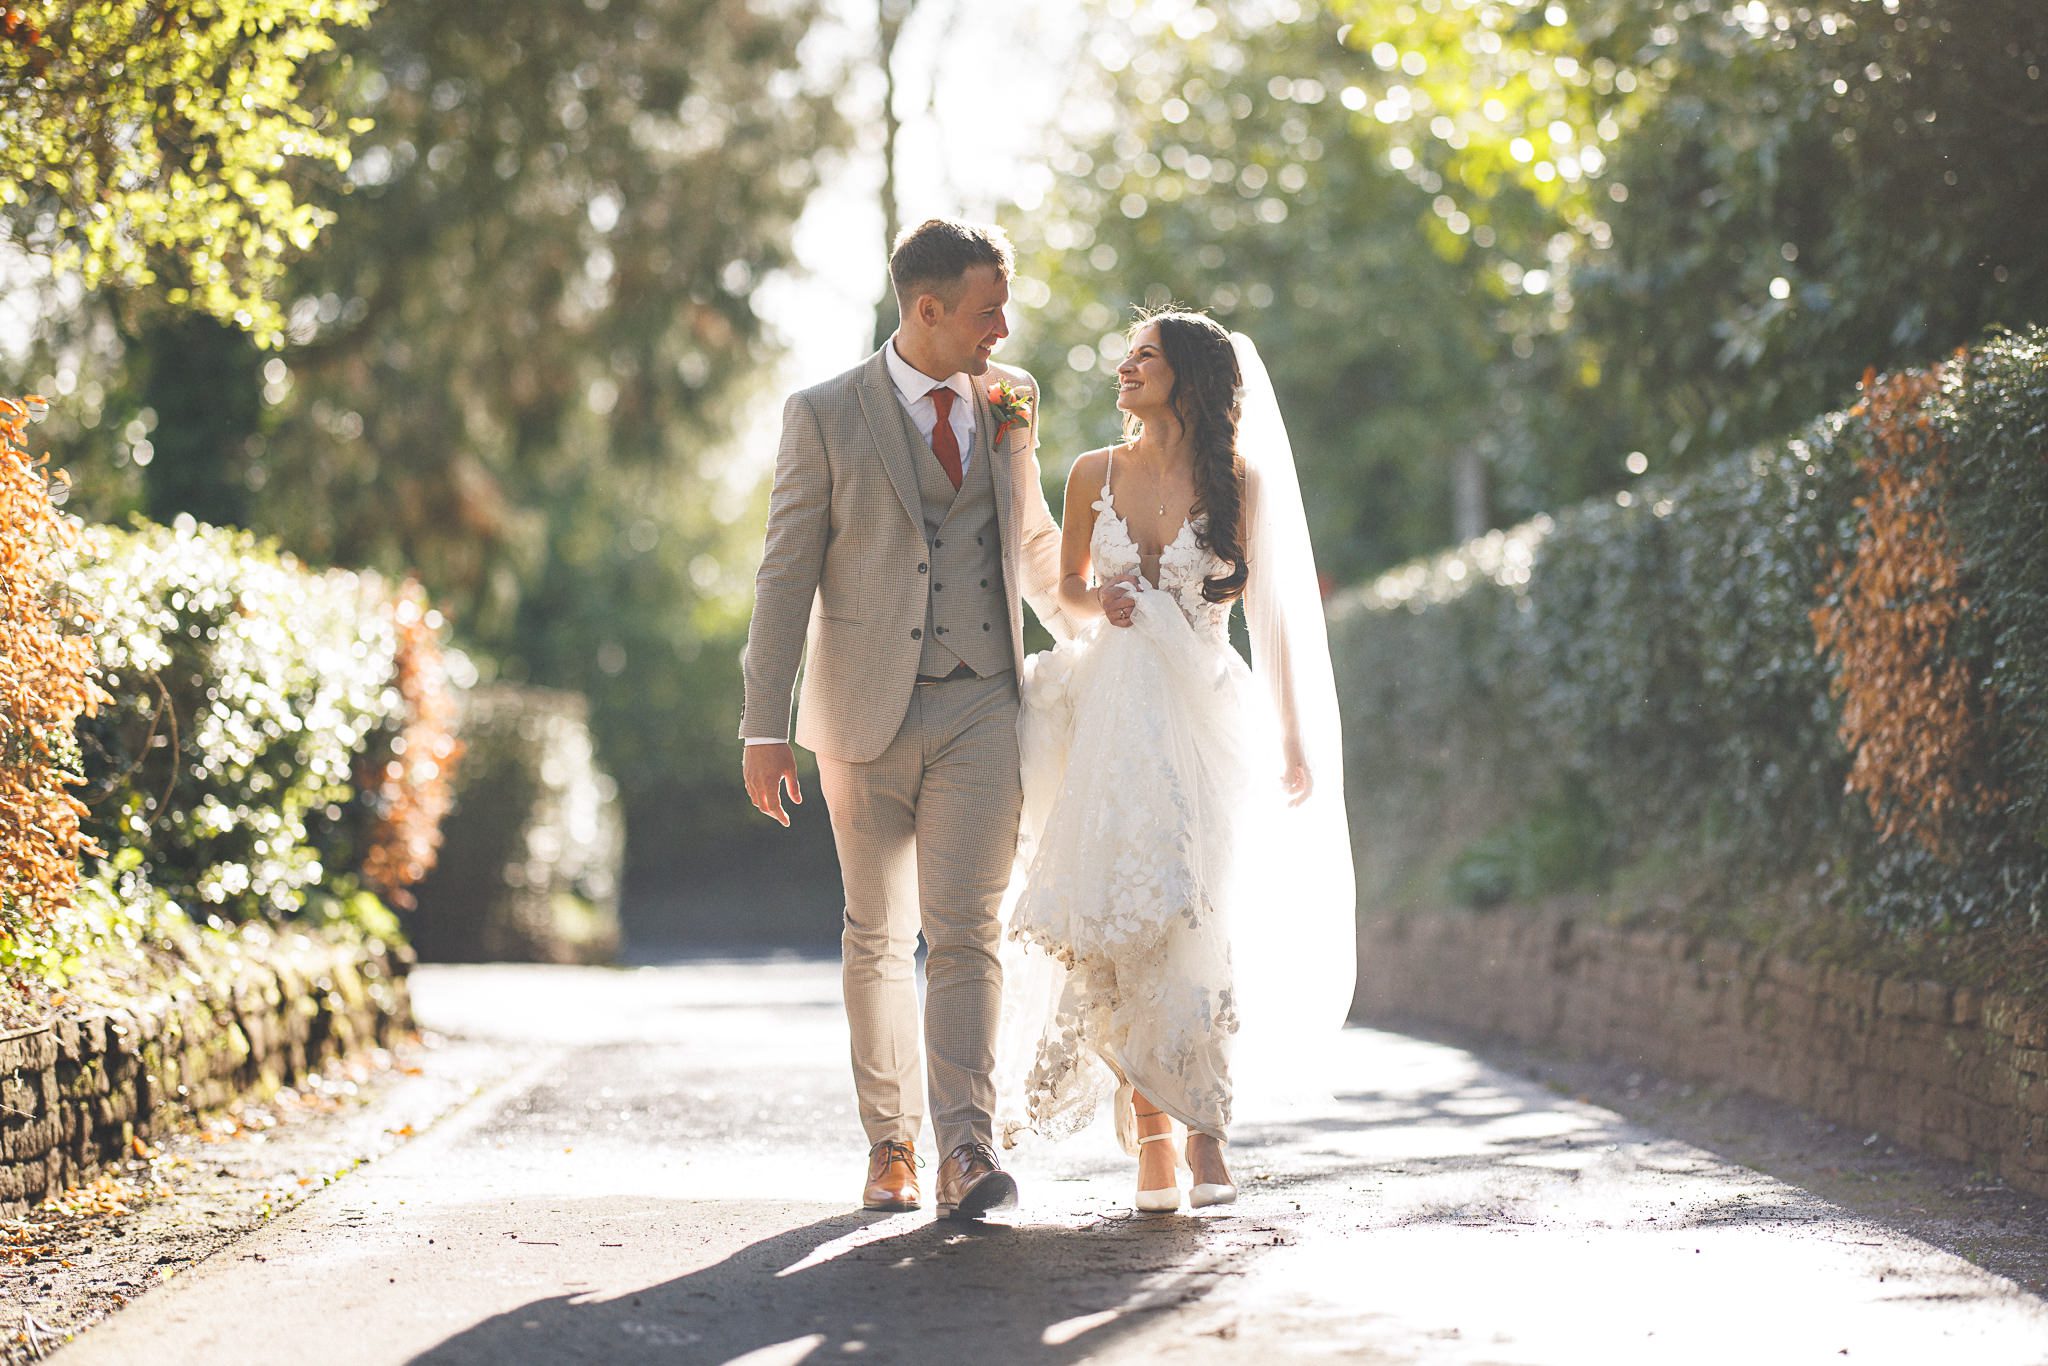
left=1064, top=446, right=1119, bottom=491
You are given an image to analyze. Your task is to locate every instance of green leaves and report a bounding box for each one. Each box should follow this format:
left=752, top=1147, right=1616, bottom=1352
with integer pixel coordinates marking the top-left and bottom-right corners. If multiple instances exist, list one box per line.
left=1006, top=6, right=1531, bottom=581
left=1334, top=327, right=2048, bottom=937
left=72, top=516, right=404, bottom=924
left=244, top=0, right=842, bottom=863
left=1941, top=329, right=2048, bottom=855
left=17, top=0, right=846, bottom=874
left=1016, top=0, right=2048, bottom=580
left=0, top=0, right=377, bottom=345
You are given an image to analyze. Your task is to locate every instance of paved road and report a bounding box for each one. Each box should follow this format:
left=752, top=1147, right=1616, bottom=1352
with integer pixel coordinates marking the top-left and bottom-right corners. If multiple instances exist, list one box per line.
left=53, top=960, right=2048, bottom=1364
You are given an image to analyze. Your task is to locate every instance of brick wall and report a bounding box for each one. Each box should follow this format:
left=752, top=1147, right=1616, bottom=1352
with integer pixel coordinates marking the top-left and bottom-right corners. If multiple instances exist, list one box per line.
left=0, top=934, right=411, bottom=1213
left=1357, top=908, right=2048, bottom=1196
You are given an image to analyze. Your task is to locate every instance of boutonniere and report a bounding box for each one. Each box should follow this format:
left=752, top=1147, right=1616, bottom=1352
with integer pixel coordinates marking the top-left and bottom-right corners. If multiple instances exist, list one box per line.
left=988, top=379, right=1033, bottom=443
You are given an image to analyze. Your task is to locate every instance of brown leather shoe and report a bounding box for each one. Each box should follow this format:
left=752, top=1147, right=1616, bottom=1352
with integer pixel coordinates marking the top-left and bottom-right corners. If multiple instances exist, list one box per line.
left=934, top=1141, right=1018, bottom=1220
left=863, top=1140, right=921, bottom=1211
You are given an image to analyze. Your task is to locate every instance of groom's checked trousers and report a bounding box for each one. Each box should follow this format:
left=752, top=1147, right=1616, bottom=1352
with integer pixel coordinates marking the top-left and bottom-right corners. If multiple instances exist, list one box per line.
left=816, top=671, right=1023, bottom=1157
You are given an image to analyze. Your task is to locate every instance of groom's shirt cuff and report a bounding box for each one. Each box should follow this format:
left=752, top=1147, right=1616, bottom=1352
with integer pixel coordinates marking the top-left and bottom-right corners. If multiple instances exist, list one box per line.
left=743, top=736, right=786, bottom=745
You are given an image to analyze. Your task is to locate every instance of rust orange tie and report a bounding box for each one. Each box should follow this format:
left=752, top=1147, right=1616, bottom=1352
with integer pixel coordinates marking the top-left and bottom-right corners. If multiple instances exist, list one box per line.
left=928, top=387, right=964, bottom=491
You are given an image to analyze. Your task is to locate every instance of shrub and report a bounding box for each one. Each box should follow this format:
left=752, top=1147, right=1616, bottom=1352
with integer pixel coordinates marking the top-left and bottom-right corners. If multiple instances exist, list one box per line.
left=405, top=685, right=621, bottom=964
left=68, top=517, right=461, bottom=936
left=1448, top=773, right=1615, bottom=910
left=1942, top=329, right=2048, bottom=852
left=1336, top=423, right=1861, bottom=911
left=321, top=580, right=463, bottom=911
left=0, top=395, right=103, bottom=950
left=1813, top=363, right=1998, bottom=857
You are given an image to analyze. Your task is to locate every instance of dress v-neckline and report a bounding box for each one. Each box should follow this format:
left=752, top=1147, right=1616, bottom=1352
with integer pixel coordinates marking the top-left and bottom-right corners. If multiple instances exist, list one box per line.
left=1100, top=482, right=1198, bottom=589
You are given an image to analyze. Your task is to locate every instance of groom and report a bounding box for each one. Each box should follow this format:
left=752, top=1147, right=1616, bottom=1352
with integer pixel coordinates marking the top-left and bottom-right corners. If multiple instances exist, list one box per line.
left=740, top=218, right=1068, bottom=1218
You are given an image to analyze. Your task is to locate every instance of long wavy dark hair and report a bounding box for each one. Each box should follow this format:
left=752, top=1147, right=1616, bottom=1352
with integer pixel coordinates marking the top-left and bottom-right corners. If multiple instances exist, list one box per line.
left=1122, top=307, right=1247, bottom=603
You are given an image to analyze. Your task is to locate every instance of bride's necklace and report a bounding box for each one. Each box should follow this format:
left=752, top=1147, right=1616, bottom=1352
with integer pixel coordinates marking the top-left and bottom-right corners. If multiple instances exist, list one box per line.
left=1130, top=445, right=1177, bottom=518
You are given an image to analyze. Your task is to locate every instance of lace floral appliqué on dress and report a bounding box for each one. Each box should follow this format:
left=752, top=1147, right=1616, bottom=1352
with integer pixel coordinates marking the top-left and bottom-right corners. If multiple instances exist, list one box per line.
left=998, top=476, right=1280, bottom=1150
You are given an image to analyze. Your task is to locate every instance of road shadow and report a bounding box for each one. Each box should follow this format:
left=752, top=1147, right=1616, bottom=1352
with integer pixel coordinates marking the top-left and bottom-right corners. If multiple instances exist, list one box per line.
left=1365, top=1016, right=2048, bottom=1299
left=408, top=1207, right=1257, bottom=1365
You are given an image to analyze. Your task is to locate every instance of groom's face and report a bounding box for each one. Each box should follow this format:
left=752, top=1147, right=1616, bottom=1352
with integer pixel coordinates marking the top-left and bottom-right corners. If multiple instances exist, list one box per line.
left=930, top=265, right=1010, bottom=376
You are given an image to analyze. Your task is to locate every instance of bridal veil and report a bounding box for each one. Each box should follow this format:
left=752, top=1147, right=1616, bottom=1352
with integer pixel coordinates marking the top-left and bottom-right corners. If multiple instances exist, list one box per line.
left=1227, top=330, right=1357, bottom=1103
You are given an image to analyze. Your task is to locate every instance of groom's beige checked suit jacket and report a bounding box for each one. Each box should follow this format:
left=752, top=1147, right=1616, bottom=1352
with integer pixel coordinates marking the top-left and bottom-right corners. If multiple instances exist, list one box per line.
left=739, top=349, right=1069, bottom=759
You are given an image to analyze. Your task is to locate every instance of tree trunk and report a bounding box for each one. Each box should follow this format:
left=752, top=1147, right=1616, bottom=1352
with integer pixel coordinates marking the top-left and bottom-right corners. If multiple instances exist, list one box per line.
left=1453, top=446, right=1488, bottom=544
left=871, top=0, right=909, bottom=352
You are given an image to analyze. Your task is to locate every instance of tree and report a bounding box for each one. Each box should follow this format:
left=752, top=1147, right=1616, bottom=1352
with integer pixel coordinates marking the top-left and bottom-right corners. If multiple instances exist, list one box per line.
left=0, top=0, right=375, bottom=344
left=242, top=0, right=847, bottom=861
left=1004, top=4, right=1562, bottom=582
left=1327, top=0, right=2048, bottom=464
left=871, top=0, right=912, bottom=351
left=1009, top=0, right=2048, bottom=579
left=13, top=0, right=851, bottom=873
left=867, top=0, right=959, bottom=351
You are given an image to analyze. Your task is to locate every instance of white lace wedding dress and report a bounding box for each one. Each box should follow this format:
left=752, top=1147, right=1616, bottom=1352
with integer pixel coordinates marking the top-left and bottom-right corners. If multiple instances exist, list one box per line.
left=996, top=333, right=1357, bottom=1158
left=998, top=462, right=1281, bottom=1150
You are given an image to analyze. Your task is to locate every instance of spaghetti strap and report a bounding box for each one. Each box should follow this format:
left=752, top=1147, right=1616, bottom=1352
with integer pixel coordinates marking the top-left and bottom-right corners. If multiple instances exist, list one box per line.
left=1102, top=447, right=1115, bottom=501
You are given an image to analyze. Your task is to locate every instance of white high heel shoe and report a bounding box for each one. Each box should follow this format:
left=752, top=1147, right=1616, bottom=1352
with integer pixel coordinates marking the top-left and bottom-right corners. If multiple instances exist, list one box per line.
left=1188, top=1136, right=1237, bottom=1209
left=1135, top=1130, right=1182, bottom=1213
left=1132, top=1099, right=1181, bottom=1213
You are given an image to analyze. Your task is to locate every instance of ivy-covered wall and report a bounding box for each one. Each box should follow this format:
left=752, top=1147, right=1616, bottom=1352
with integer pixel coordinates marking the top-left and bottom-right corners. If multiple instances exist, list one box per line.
left=1332, top=326, right=2048, bottom=946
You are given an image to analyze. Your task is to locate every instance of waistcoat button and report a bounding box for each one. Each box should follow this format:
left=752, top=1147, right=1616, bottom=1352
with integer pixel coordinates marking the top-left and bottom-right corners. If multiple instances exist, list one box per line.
left=911, top=628, right=922, bottom=640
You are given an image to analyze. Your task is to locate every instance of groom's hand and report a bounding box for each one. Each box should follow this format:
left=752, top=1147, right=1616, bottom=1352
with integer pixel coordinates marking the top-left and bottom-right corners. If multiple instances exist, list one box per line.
left=743, top=743, right=803, bottom=827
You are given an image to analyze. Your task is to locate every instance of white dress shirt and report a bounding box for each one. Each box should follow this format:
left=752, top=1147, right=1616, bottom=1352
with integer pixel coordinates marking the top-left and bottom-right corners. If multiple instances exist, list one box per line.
left=884, top=338, right=978, bottom=475
left=745, top=342, right=979, bottom=746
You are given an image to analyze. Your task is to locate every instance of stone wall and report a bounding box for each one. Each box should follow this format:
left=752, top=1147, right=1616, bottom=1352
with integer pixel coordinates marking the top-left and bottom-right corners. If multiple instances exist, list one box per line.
left=0, top=933, right=410, bottom=1213
left=1357, top=907, right=2048, bottom=1196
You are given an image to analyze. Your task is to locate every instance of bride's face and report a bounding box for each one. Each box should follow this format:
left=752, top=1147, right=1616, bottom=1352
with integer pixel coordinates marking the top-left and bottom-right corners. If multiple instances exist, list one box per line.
left=1115, top=323, right=1174, bottom=420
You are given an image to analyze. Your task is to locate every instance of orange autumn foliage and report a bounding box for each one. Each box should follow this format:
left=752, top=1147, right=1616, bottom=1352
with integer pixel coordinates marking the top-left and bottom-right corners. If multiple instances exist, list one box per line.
left=358, top=580, right=462, bottom=907
left=0, top=395, right=106, bottom=933
left=1812, top=363, right=1998, bottom=858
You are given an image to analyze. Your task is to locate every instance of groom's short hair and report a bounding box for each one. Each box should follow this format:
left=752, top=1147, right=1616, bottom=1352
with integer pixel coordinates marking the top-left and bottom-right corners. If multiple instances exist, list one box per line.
left=890, top=219, right=1013, bottom=313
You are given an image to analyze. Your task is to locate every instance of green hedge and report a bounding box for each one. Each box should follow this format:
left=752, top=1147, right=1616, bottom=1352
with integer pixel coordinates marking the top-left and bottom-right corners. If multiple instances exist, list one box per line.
left=1332, top=327, right=2048, bottom=937
left=0, top=514, right=468, bottom=992
left=4, top=506, right=581, bottom=1003
left=1944, top=334, right=2048, bottom=854
left=71, top=516, right=404, bottom=931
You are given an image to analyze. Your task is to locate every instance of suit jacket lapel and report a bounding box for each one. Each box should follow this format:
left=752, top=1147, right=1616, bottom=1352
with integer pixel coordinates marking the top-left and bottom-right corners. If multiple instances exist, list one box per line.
left=853, top=348, right=927, bottom=533
left=975, top=378, right=1016, bottom=549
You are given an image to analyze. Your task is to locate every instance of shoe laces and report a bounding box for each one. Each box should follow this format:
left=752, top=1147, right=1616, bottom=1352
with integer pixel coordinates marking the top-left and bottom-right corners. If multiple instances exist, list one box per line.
left=877, top=1140, right=922, bottom=1170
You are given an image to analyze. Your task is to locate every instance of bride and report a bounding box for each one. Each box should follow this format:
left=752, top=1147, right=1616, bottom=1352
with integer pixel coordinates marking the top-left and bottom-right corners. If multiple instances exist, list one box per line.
left=998, top=308, right=1355, bottom=1212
